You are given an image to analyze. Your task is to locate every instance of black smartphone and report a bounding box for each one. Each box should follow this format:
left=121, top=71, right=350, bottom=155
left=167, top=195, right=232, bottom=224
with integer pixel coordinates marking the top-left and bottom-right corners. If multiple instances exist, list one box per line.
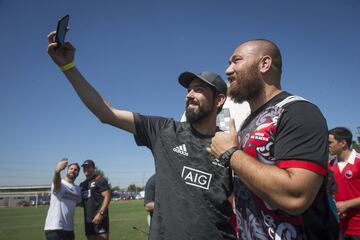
left=55, top=14, right=70, bottom=47
left=62, top=158, right=68, bottom=166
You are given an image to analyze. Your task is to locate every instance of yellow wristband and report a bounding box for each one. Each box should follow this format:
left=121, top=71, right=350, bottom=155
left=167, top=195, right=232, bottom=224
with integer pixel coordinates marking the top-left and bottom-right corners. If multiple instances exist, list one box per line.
left=60, top=62, right=75, bottom=72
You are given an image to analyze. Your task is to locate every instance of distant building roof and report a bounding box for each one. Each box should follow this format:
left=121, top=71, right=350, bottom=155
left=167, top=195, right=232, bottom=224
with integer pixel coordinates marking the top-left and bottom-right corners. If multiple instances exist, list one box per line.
left=0, top=185, right=50, bottom=190
left=0, top=185, right=51, bottom=196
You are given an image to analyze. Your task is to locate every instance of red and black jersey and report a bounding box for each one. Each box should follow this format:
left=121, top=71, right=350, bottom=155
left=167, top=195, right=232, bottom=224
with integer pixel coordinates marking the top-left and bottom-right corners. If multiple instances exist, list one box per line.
left=80, top=175, right=110, bottom=223
left=234, top=92, right=339, bottom=239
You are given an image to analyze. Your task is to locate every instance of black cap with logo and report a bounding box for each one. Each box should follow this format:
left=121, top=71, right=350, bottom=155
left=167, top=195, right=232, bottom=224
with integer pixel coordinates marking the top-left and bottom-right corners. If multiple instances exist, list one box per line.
left=81, top=159, right=95, bottom=168
left=178, top=71, right=227, bottom=95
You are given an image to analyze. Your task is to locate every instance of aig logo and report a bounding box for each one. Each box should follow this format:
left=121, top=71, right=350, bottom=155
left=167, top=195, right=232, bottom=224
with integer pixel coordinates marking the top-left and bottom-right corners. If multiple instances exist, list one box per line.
left=181, top=166, right=212, bottom=190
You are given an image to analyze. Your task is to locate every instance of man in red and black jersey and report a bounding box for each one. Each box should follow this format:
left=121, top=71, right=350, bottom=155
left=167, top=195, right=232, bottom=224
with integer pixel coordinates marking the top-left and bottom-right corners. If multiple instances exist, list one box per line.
left=209, top=39, right=339, bottom=239
left=80, top=160, right=111, bottom=240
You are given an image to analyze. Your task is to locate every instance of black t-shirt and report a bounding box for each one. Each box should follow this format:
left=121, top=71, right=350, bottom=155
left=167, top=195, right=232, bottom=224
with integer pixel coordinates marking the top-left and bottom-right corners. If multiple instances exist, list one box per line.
left=234, top=92, right=339, bottom=239
left=134, top=114, right=236, bottom=240
left=80, top=175, right=110, bottom=223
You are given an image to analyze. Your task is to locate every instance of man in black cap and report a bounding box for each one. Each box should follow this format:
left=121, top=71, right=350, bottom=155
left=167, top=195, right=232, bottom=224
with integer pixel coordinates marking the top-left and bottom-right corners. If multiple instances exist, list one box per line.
left=80, top=160, right=111, bottom=240
left=47, top=31, right=236, bottom=239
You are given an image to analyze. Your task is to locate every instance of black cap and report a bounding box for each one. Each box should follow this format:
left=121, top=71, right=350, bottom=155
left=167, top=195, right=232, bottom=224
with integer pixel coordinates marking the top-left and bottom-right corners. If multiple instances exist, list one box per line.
left=81, top=159, right=95, bottom=168
left=178, top=71, right=227, bottom=95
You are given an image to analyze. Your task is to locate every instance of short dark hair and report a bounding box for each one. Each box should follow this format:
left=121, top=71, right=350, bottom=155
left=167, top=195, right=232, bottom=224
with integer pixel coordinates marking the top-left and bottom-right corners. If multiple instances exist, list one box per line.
left=68, top=163, right=80, bottom=171
left=329, top=127, right=353, bottom=148
left=211, top=88, right=226, bottom=114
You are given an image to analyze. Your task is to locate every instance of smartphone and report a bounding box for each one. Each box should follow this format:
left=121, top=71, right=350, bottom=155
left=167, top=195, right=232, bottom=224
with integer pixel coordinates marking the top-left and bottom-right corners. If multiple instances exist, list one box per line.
left=216, top=108, right=231, bottom=132
left=55, top=14, right=70, bottom=47
left=62, top=158, right=68, bottom=166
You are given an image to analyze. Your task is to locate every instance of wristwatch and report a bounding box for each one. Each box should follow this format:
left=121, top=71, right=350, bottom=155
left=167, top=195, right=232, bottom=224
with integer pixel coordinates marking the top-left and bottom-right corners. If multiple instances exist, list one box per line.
left=99, top=209, right=104, bottom=216
left=218, top=147, right=239, bottom=167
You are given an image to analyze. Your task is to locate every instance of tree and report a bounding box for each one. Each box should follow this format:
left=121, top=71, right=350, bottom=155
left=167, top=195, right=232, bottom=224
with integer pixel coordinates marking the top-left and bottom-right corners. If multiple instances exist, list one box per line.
left=127, top=184, right=144, bottom=192
left=111, top=186, right=120, bottom=192
left=95, top=167, right=112, bottom=189
left=127, top=184, right=137, bottom=192
left=95, top=168, right=107, bottom=179
left=352, top=141, right=360, bottom=152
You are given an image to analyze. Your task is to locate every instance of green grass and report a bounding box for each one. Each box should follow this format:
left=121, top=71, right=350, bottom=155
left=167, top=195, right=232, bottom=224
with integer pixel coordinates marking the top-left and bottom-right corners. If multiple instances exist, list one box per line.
left=0, top=200, right=149, bottom=240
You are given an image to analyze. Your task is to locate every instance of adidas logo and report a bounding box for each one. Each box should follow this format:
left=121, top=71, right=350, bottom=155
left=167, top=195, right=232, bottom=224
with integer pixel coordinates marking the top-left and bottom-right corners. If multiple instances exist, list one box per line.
left=173, top=144, right=188, bottom=156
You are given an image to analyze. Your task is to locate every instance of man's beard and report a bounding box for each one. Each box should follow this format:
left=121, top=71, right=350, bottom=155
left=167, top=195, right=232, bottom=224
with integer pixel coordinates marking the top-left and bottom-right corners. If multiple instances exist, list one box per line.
left=185, top=101, right=212, bottom=124
left=228, top=63, right=264, bottom=104
left=67, top=172, right=78, bottom=180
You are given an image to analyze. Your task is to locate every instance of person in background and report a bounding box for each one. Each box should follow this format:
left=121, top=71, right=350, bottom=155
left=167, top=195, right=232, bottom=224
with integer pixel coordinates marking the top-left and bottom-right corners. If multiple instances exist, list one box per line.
left=325, top=168, right=339, bottom=222
left=208, top=39, right=339, bottom=239
left=329, top=127, right=360, bottom=240
left=144, top=174, right=155, bottom=226
left=44, top=159, right=81, bottom=240
left=80, top=160, right=111, bottom=240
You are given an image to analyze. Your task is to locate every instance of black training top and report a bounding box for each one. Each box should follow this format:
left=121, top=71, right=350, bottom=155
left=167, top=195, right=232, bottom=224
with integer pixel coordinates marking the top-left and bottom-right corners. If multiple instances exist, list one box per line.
left=134, top=114, right=236, bottom=240
left=80, top=175, right=110, bottom=223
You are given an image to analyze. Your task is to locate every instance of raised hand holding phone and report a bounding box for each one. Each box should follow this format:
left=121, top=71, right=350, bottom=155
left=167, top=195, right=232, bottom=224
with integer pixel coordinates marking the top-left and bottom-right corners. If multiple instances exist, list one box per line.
left=47, top=15, right=75, bottom=68
left=55, top=14, right=70, bottom=47
left=55, top=158, right=68, bottom=173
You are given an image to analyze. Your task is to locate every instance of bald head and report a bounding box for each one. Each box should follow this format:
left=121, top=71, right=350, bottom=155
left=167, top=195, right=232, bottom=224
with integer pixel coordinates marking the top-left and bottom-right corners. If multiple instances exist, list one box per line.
left=226, top=39, right=283, bottom=105
left=239, top=39, right=282, bottom=74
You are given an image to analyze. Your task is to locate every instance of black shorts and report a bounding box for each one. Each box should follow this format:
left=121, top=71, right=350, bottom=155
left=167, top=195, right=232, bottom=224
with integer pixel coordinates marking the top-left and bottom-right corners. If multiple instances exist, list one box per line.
left=84, top=217, right=109, bottom=236
left=44, top=230, right=75, bottom=240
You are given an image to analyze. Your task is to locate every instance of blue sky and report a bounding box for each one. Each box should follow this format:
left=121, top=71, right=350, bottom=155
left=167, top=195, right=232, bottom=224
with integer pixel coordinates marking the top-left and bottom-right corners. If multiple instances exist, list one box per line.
left=0, top=0, right=359, bottom=188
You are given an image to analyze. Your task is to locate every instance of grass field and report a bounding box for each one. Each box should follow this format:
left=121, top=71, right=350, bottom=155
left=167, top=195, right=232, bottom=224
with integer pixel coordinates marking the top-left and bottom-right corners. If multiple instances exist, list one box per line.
left=0, top=200, right=149, bottom=240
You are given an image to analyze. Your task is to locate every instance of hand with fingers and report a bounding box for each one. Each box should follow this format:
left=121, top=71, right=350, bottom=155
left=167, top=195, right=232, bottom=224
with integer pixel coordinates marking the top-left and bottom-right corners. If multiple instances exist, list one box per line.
left=336, top=201, right=349, bottom=219
left=92, top=213, right=103, bottom=225
left=55, top=159, right=68, bottom=173
left=207, top=118, right=238, bottom=159
left=47, top=30, right=76, bottom=67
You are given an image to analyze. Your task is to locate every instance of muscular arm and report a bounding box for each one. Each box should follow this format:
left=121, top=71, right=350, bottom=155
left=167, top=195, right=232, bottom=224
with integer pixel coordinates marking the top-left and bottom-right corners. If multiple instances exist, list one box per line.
left=209, top=119, right=323, bottom=216
left=92, top=189, right=111, bottom=224
left=47, top=31, right=136, bottom=134
left=229, top=150, right=323, bottom=215
left=63, top=67, right=136, bottom=133
left=100, top=189, right=111, bottom=213
left=53, top=170, right=62, bottom=192
left=53, top=159, right=68, bottom=192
